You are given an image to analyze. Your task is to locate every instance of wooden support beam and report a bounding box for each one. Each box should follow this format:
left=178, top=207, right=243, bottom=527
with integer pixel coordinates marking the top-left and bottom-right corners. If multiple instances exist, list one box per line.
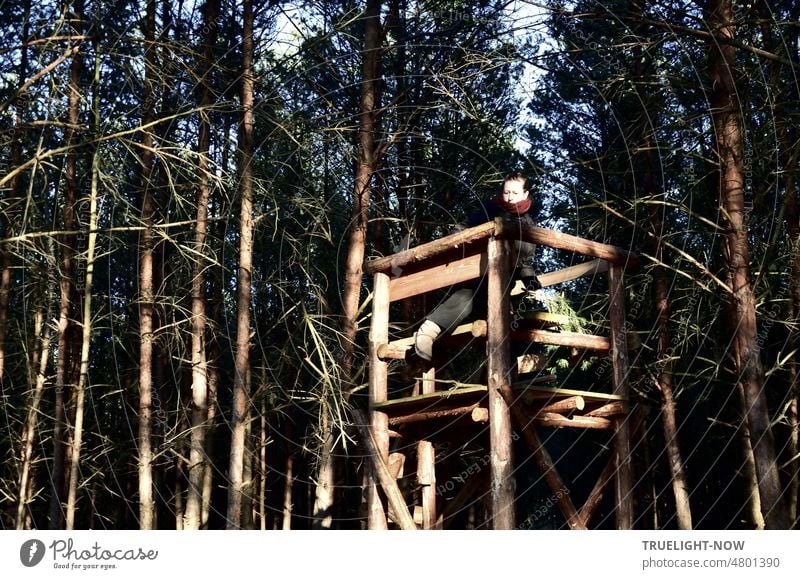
left=365, top=221, right=497, bottom=274
left=498, top=218, right=639, bottom=267
left=532, top=412, right=614, bottom=430
left=471, top=407, right=489, bottom=423
left=442, top=469, right=487, bottom=528
left=389, top=403, right=481, bottom=426
left=377, top=321, right=485, bottom=360
left=367, top=271, right=391, bottom=529
left=576, top=455, right=616, bottom=528
left=536, top=395, right=586, bottom=414
left=389, top=253, right=484, bottom=302
left=486, top=236, right=516, bottom=530
left=502, top=404, right=586, bottom=529
left=511, top=328, right=612, bottom=351
left=352, top=408, right=416, bottom=530
left=372, top=385, right=486, bottom=414
left=417, top=367, right=437, bottom=530
left=608, top=264, right=634, bottom=530
left=585, top=401, right=628, bottom=418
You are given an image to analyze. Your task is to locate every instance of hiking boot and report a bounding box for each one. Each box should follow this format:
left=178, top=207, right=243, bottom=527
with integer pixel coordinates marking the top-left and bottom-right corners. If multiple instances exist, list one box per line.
left=414, top=319, right=442, bottom=361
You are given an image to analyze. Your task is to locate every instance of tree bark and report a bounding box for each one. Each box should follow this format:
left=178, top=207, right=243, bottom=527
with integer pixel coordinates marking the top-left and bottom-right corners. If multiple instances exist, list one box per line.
left=708, top=0, right=791, bottom=529
left=0, top=0, right=30, bottom=388
left=16, top=306, right=51, bottom=528
left=647, top=144, right=692, bottom=529
left=65, top=32, right=102, bottom=530
left=137, top=0, right=157, bottom=530
left=314, top=0, right=382, bottom=528
left=184, top=0, right=219, bottom=531
left=50, top=0, right=84, bottom=529
left=226, top=0, right=255, bottom=529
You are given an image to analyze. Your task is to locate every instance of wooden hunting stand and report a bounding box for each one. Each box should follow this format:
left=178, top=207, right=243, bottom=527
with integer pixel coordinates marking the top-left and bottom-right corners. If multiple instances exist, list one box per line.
left=361, top=218, right=639, bottom=530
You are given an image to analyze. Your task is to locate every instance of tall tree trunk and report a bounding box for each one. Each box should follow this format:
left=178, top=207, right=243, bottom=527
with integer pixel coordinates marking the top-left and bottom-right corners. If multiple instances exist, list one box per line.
left=65, top=33, right=102, bottom=530
left=0, top=0, right=30, bottom=387
left=137, top=0, right=157, bottom=530
left=16, top=304, right=51, bottom=528
left=627, top=0, right=693, bottom=528
left=314, top=0, right=382, bottom=529
left=184, top=0, right=219, bottom=530
left=226, top=0, right=255, bottom=529
left=651, top=199, right=693, bottom=529
left=782, top=127, right=799, bottom=526
left=50, top=0, right=84, bottom=529
left=707, top=0, right=791, bottom=529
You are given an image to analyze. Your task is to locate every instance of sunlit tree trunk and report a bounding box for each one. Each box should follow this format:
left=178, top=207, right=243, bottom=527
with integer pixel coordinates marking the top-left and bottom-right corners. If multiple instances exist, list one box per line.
left=314, top=0, right=382, bottom=529
left=50, top=0, right=84, bottom=529
left=16, top=304, right=51, bottom=528
left=65, top=33, right=102, bottom=530
left=782, top=130, right=799, bottom=525
left=226, top=0, right=255, bottom=529
left=708, top=0, right=791, bottom=529
left=137, top=0, right=157, bottom=530
left=184, top=0, right=219, bottom=531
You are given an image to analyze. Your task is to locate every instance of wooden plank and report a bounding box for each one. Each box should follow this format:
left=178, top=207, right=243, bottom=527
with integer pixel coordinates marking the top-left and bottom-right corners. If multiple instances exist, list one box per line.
left=372, top=385, right=487, bottom=413
left=364, top=221, right=497, bottom=274
left=515, top=383, right=627, bottom=403
left=499, top=218, right=639, bottom=267
left=389, top=253, right=484, bottom=302
left=486, top=236, right=516, bottom=530
left=367, top=271, right=390, bottom=530
left=608, top=264, right=633, bottom=530
left=510, top=259, right=611, bottom=295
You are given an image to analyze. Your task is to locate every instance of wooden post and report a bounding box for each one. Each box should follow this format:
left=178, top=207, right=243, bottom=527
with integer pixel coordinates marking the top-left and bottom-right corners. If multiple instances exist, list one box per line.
left=368, top=271, right=390, bottom=529
left=486, top=236, right=516, bottom=529
left=608, top=264, right=633, bottom=529
left=416, top=367, right=437, bottom=529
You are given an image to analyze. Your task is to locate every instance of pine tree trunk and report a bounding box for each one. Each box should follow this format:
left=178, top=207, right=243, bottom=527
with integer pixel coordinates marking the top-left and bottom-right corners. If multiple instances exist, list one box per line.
left=0, top=0, right=29, bottom=387
left=50, top=0, right=84, bottom=528
left=736, top=388, right=765, bottom=529
left=226, top=0, right=255, bottom=529
left=315, top=0, right=382, bottom=529
left=65, top=38, right=102, bottom=529
left=137, top=0, right=157, bottom=530
left=782, top=132, right=799, bottom=526
left=649, top=185, right=692, bottom=528
left=708, top=0, right=791, bottom=529
left=627, top=0, right=693, bottom=530
left=16, top=306, right=51, bottom=528
left=184, top=0, right=219, bottom=530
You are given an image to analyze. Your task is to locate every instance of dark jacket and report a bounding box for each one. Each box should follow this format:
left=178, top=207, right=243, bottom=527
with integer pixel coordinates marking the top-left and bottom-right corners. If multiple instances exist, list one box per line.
left=455, top=199, right=539, bottom=282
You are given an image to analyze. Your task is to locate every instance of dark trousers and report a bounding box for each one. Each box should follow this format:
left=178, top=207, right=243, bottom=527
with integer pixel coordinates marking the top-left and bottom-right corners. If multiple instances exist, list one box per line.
left=426, top=281, right=487, bottom=334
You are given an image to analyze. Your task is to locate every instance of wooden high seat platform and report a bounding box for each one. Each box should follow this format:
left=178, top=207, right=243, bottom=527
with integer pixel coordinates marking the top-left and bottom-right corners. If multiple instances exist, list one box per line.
left=360, top=217, right=639, bottom=530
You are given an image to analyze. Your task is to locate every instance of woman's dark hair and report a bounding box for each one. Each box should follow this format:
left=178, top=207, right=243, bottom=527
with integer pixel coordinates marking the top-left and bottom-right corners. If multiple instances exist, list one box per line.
left=503, top=171, right=528, bottom=191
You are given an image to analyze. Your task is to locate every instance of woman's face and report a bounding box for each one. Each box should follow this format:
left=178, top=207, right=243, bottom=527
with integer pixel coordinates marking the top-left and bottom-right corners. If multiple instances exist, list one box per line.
left=501, top=178, right=529, bottom=204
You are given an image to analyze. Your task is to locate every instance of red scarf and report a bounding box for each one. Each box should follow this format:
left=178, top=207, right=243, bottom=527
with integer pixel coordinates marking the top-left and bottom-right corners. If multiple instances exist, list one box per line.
left=492, top=196, right=531, bottom=215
